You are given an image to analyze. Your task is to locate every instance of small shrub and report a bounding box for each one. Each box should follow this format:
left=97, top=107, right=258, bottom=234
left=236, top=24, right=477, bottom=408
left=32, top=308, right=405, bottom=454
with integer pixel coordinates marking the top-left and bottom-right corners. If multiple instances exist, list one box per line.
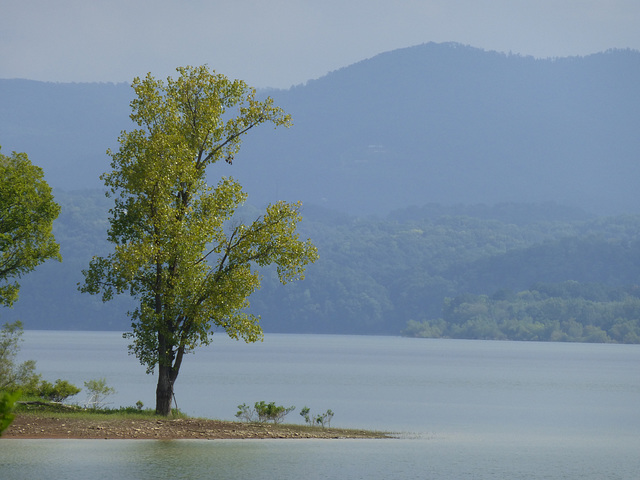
left=255, top=401, right=295, bottom=424
left=300, top=406, right=334, bottom=428
left=84, top=378, right=116, bottom=409
left=38, top=379, right=81, bottom=403
left=236, top=401, right=295, bottom=424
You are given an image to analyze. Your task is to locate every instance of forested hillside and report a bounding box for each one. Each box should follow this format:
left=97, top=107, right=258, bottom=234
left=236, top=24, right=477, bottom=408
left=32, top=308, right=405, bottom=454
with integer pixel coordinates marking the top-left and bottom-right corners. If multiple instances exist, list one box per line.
left=2, top=43, right=640, bottom=216
left=2, top=42, right=640, bottom=341
left=404, top=282, right=640, bottom=343
left=4, top=191, right=640, bottom=342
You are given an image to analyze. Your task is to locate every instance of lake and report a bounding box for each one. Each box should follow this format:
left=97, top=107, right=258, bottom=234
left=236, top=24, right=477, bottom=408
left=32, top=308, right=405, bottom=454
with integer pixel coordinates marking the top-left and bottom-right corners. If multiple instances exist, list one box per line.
left=2, top=332, right=639, bottom=479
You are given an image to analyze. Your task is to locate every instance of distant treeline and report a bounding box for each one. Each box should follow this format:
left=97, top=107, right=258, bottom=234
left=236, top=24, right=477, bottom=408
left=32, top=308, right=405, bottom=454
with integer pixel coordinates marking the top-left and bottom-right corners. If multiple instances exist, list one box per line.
left=6, top=190, right=640, bottom=343
left=251, top=202, right=640, bottom=340
left=403, top=281, right=640, bottom=343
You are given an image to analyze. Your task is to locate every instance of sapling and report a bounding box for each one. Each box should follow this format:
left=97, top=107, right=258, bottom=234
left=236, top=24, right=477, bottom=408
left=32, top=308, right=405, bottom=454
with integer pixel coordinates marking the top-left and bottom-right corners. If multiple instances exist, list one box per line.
left=83, top=378, right=116, bottom=409
left=300, top=406, right=334, bottom=427
left=235, top=403, right=255, bottom=423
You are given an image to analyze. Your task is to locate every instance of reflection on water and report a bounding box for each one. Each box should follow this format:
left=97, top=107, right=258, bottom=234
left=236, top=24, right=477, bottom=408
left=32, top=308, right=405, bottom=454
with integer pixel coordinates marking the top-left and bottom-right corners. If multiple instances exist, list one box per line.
left=3, top=437, right=640, bottom=480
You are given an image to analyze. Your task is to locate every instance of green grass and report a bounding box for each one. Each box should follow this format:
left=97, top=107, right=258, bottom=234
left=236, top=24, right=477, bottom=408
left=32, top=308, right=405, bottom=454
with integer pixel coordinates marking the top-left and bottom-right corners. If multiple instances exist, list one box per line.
left=14, top=399, right=187, bottom=420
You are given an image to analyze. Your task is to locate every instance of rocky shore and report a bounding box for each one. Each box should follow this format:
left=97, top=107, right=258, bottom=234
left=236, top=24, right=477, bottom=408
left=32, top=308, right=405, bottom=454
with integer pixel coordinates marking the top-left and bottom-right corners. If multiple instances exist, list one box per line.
left=4, top=414, right=387, bottom=440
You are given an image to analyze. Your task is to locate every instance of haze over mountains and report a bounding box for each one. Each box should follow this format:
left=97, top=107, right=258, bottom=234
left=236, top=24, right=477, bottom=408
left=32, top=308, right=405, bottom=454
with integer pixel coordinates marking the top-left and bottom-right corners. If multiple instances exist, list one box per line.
left=2, top=42, right=640, bottom=338
left=2, top=42, right=640, bottom=216
left=239, top=43, right=640, bottom=216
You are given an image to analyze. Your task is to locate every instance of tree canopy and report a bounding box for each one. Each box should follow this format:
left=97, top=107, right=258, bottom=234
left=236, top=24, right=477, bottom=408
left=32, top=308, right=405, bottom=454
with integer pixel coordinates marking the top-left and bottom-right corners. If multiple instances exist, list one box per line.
left=0, top=147, right=60, bottom=307
left=81, top=66, right=318, bottom=415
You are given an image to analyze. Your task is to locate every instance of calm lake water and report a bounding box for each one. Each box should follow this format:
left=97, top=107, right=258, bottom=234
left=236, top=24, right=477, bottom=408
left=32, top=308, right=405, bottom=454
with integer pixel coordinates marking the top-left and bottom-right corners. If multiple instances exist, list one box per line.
left=2, top=332, right=640, bottom=479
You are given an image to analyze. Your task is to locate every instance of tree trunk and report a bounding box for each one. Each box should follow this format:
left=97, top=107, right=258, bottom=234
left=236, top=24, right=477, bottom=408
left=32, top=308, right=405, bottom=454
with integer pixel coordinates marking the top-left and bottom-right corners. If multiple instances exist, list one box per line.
left=154, top=270, right=175, bottom=416
left=155, top=332, right=187, bottom=416
left=156, top=364, right=173, bottom=416
left=156, top=328, right=175, bottom=416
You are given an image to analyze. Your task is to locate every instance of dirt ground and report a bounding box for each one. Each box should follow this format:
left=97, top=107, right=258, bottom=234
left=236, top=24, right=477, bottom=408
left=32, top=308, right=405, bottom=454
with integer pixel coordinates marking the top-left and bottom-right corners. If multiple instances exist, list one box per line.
left=3, top=414, right=386, bottom=440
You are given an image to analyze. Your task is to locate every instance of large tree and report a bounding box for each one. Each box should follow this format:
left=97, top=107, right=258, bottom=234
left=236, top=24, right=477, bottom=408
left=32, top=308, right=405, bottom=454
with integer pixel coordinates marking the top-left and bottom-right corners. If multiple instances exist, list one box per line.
left=81, top=66, right=318, bottom=416
left=0, top=147, right=61, bottom=307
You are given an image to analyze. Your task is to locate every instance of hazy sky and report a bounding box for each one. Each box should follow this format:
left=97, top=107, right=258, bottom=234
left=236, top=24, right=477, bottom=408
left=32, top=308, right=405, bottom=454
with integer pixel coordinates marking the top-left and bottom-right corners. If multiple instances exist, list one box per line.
left=2, top=0, right=639, bottom=88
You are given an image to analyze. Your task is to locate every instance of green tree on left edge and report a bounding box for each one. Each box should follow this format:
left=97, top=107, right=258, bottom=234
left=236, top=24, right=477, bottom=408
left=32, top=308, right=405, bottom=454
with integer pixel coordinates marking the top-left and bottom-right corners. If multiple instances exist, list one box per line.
left=0, top=148, right=60, bottom=433
left=0, top=320, right=35, bottom=436
left=0, top=390, right=20, bottom=436
left=0, top=147, right=61, bottom=307
left=81, top=66, right=319, bottom=416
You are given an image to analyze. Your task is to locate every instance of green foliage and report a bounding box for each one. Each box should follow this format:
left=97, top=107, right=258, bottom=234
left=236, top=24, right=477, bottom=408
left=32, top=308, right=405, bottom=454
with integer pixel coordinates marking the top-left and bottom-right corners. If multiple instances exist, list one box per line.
left=300, top=406, right=334, bottom=428
left=254, top=207, right=640, bottom=338
left=0, top=390, right=20, bottom=436
left=235, top=403, right=254, bottom=422
left=36, top=379, right=81, bottom=403
left=13, top=400, right=183, bottom=418
left=8, top=190, right=640, bottom=342
left=0, top=190, right=133, bottom=330
left=0, top=147, right=61, bottom=306
left=236, top=401, right=295, bottom=424
left=1, top=321, right=81, bottom=405
left=83, top=378, right=116, bottom=409
left=403, top=281, right=640, bottom=343
left=80, top=66, right=318, bottom=415
left=0, top=321, right=39, bottom=391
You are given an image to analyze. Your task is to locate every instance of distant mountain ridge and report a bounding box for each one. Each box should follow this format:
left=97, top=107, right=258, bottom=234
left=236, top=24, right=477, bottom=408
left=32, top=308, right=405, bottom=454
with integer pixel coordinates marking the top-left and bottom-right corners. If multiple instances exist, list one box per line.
left=234, top=42, right=640, bottom=215
left=2, top=42, right=640, bottom=216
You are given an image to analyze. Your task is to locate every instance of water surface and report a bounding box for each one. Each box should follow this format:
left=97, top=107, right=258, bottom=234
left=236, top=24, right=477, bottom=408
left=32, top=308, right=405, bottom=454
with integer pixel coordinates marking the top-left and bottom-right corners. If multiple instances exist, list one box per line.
left=3, top=333, right=639, bottom=479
